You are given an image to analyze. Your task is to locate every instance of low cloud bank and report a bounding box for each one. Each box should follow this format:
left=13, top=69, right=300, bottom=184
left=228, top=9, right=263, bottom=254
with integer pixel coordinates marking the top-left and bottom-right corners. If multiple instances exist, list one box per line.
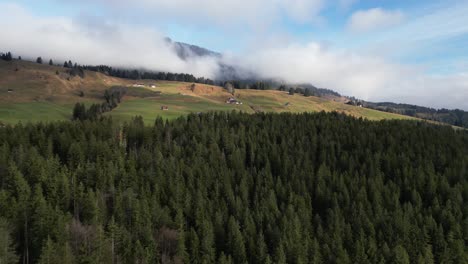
left=226, top=43, right=468, bottom=110
left=0, top=3, right=220, bottom=78
left=1, top=3, right=467, bottom=110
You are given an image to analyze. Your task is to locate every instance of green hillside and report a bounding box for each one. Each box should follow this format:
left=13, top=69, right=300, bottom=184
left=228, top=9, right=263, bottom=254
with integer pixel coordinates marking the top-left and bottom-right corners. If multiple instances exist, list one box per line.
left=0, top=59, right=416, bottom=124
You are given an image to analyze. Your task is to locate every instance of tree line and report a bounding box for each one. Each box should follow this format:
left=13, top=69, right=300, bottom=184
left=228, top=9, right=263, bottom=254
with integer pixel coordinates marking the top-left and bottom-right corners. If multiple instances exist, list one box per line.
left=0, top=111, right=466, bottom=263
left=364, top=102, right=468, bottom=129
left=72, top=87, right=128, bottom=121
left=0, top=50, right=215, bottom=85
left=0, top=51, right=13, bottom=61
left=81, top=65, right=215, bottom=85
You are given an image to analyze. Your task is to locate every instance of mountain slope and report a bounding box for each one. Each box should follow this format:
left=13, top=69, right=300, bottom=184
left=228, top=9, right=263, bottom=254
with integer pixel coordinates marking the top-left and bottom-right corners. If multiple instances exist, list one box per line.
left=165, top=38, right=221, bottom=60
left=0, top=59, right=417, bottom=124
left=0, top=59, right=130, bottom=103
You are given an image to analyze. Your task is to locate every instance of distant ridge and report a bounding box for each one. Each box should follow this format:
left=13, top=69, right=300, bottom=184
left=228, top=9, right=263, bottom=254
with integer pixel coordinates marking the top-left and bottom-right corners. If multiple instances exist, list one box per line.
left=165, top=37, right=221, bottom=60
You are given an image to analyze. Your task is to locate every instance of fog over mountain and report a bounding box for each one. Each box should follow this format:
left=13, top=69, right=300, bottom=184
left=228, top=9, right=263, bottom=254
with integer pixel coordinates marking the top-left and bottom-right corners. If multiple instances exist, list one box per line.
left=167, top=39, right=221, bottom=60
left=1, top=2, right=468, bottom=110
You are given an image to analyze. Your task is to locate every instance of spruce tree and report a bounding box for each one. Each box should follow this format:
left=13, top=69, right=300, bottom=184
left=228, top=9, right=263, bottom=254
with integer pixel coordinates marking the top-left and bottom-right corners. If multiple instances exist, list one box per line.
left=0, top=218, right=17, bottom=264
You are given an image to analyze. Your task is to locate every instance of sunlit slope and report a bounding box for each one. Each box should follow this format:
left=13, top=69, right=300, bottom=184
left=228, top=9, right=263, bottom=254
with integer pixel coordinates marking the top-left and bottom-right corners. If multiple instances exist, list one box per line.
left=0, top=59, right=130, bottom=103
left=110, top=82, right=415, bottom=122
left=0, top=59, right=415, bottom=124
left=0, top=59, right=130, bottom=123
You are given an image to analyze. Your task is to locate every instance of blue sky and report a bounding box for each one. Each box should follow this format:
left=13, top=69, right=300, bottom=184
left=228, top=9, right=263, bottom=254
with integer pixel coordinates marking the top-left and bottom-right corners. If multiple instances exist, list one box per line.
left=1, top=0, right=468, bottom=109
left=10, top=0, right=465, bottom=75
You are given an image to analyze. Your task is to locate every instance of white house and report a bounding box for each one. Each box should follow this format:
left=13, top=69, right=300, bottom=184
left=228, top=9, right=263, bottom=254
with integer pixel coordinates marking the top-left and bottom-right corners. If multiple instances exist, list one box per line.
left=226, top=97, right=242, bottom=105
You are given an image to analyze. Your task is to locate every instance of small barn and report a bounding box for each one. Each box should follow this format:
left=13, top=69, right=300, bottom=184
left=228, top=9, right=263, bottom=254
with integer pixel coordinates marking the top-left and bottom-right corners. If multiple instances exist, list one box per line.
left=160, top=106, right=169, bottom=111
left=226, top=97, right=243, bottom=105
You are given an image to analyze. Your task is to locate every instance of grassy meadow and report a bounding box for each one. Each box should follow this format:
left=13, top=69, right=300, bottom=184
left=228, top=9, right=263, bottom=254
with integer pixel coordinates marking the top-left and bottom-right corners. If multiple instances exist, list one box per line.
left=0, top=59, right=417, bottom=124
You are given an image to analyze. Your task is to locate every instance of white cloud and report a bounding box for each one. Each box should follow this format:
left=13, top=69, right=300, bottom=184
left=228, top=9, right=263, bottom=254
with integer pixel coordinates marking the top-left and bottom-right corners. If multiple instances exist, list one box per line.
left=347, top=8, right=405, bottom=33
left=225, top=42, right=468, bottom=110
left=0, top=3, right=220, bottom=78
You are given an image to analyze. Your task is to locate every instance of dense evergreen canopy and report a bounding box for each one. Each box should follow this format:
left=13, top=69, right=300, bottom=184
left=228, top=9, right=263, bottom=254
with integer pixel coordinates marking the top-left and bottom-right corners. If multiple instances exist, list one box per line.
left=0, top=112, right=467, bottom=263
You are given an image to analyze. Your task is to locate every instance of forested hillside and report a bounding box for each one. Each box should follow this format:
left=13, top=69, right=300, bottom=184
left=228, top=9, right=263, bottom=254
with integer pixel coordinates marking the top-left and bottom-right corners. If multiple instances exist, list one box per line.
left=0, top=112, right=467, bottom=263
left=364, top=102, right=468, bottom=129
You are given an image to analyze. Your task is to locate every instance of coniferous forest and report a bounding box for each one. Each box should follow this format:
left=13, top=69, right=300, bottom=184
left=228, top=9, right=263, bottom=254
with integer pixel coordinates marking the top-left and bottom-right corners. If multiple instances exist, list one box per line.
left=0, top=112, right=467, bottom=264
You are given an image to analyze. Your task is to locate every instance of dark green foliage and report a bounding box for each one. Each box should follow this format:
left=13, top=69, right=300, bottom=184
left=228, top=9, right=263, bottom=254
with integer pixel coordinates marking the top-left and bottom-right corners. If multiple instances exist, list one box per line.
left=82, top=64, right=215, bottom=84
left=72, top=87, right=128, bottom=121
left=72, top=102, right=103, bottom=121
left=72, top=103, right=86, bottom=120
left=68, top=67, right=85, bottom=78
left=365, top=102, right=468, bottom=128
left=297, top=84, right=340, bottom=97
left=251, top=81, right=271, bottom=90
left=49, top=59, right=53, bottom=66
left=304, top=88, right=312, bottom=97
left=0, top=218, right=18, bottom=263
left=105, top=86, right=127, bottom=105
left=5, top=52, right=215, bottom=84
left=0, top=52, right=13, bottom=61
left=0, top=112, right=467, bottom=263
left=219, top=80, right=274, bottom=90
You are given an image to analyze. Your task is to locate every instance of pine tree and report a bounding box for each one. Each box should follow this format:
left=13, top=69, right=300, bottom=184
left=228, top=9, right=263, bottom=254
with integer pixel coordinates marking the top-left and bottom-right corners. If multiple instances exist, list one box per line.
left=8, top=164, right=31, bottom=264
left=274, top=244, right=287, bottom=264
left=227, top=217, right=246, bottom=263
left=255, top=232, right=268, bottom=264
left=37, top=236, right=56, bottom=264
left=392, top=245, right=410, bottom=264
left=72, top=103, right=86, bottom=120
left=0, top=218, right=18, bottom=264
